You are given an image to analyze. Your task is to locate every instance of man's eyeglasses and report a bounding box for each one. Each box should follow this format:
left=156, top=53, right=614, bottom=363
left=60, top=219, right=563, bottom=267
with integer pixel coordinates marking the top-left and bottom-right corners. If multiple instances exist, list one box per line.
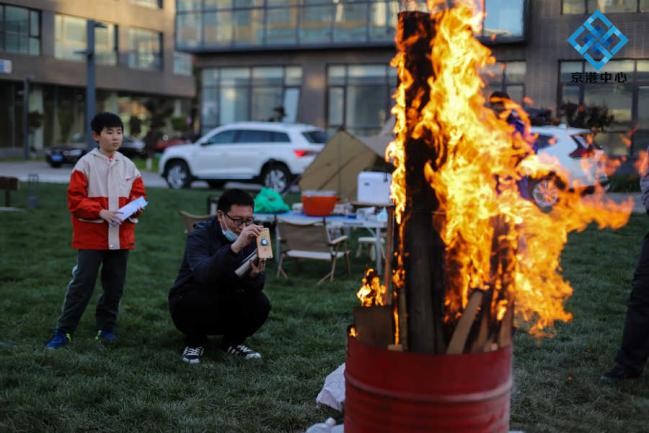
left=224, top=213, right=254, bottom=227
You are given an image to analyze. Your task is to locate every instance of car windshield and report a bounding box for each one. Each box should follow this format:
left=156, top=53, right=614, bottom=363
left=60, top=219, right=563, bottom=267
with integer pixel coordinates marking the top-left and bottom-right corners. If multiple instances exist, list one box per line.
left=302, top=130, right=329, bottom=144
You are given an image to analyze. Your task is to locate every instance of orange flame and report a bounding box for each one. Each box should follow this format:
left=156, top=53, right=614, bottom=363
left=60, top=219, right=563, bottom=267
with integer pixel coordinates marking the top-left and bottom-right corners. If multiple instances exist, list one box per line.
left=356, top=269, right=387, bottom=307
left=384, top=0, right=632, bottom=336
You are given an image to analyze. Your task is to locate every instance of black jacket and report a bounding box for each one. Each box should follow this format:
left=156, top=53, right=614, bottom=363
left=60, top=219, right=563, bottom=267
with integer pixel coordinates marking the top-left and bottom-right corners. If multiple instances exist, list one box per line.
left=169, top=217, right=265, bottom=300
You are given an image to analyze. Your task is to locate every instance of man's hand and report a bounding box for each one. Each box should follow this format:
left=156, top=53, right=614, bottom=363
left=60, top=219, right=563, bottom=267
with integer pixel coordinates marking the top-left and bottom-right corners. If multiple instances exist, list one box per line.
left=99, top=209, right=123, bottom=226
left=249, top=258, right=266, bottom=278
left=230, top=224, right=264, bottom=254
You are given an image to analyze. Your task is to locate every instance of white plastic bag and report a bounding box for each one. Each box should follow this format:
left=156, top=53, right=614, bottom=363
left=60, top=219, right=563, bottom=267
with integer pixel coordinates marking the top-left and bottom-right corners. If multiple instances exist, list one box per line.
left=315, top=363, right=346, bottom=411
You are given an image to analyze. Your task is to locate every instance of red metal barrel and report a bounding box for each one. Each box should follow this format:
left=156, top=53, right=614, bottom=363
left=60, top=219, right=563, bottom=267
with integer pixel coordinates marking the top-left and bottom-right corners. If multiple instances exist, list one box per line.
left=344, top=335, right=512, bottom=433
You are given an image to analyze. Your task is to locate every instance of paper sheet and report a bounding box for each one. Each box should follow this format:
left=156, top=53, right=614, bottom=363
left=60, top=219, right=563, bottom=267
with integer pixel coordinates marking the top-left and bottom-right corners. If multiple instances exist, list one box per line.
left=118, top=197, right=148, bottom=220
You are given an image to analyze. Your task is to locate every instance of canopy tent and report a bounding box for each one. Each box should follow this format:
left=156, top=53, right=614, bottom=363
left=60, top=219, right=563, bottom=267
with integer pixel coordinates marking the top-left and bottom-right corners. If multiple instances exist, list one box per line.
left=298, top=127, right=393, bottom=202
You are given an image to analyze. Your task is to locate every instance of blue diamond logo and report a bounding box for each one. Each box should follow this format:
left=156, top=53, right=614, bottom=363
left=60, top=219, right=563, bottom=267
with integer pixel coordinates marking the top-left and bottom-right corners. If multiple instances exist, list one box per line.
left=567, top=10, right=628, bottom=71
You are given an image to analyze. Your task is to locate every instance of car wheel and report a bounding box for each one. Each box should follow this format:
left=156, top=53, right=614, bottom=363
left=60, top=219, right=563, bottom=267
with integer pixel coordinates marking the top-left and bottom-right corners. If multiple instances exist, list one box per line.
left=165, top=160, right=191, bottom=189
left=261, top=163, right=291, bottom=192
left=529, top=176, right=563, bottom=212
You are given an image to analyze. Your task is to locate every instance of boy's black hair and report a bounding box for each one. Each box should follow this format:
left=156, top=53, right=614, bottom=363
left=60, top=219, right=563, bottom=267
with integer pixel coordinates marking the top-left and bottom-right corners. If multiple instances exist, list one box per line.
left=91, top=112, right=124, bottom=135
left=217, top=189, right=254, bottom=213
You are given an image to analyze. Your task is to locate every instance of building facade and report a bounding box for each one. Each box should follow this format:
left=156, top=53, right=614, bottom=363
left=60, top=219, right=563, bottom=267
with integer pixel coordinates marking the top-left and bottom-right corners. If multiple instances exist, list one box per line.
left=0, top=0, right=195, bottom=157
left=177, top=0, right=648, bottom=160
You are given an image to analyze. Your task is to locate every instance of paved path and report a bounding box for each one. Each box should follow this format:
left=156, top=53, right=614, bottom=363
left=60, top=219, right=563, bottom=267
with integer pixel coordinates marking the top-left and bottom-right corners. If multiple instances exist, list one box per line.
left=0, top=160, right=277, bottom=192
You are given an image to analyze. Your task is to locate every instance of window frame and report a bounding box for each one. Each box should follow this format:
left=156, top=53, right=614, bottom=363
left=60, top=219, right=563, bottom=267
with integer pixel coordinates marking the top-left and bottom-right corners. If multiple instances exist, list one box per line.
left=561, top=0, right=643, bottom=14
left=325, top=63, right=396, bottom=136
left=200, top=65, right=303, bottom=134
left=0, top=4, right=41, bottom=55
left=557, top=59, right=648, bottom=157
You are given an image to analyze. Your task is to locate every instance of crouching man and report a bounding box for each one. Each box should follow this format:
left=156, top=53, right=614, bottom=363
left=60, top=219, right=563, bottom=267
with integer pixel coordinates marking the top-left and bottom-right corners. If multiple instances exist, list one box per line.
left=169, top=189, right=270, bottom=364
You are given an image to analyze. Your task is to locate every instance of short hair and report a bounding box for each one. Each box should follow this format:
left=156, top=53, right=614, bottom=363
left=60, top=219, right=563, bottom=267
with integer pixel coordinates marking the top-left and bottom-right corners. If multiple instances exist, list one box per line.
left=91, top=112, right=124, bottom=134
left=217, top=189, right=254, bottom=213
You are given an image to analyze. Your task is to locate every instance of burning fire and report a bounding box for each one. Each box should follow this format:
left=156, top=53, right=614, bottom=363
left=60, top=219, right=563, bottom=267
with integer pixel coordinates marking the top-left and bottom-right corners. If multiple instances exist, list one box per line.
left=356, top=269, right=387, bottom=307
left=368, top=0, right=634, bottom=342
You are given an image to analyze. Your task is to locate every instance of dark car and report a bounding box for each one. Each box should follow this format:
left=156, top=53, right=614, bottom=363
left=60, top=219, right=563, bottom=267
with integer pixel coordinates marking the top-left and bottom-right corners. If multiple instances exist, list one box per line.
left=45, top=133, right=88, bottom=168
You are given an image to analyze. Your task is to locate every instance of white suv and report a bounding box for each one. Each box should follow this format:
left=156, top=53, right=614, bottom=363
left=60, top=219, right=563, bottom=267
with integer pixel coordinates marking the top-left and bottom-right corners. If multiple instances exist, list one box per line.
left=159, top=122, right=327, bottom=191
left=528, top=125, right=609, bottom=211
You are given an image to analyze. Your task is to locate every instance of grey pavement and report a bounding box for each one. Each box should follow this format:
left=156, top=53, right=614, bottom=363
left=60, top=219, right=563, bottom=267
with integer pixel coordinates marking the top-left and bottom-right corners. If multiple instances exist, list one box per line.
left=0, top=160, right=274, bottom=192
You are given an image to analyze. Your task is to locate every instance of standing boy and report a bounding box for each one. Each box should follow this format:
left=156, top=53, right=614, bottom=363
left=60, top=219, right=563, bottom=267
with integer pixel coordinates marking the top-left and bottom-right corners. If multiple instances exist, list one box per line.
left=45, top=112, right=146, bottom=349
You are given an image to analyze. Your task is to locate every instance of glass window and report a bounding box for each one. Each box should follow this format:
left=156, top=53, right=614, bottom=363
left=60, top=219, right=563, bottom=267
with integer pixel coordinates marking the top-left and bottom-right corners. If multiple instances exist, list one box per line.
left=221, top=67, right=251, bottom=86
left=252, top=67, right=283, bottom=86
left=333, top=3, right=368, bottom=43
left=203, top=69, right=219, bottom=86
left=95, top=24, right=118, bottom=66
left=2, top=5, right=40, bottom=55
left=328, top=87, right=344, bottom=127
left=642, top=0, right=649, bottom=11
left=55, top=14, right=86, bottom=61
left=178, top=0, right=202, bottom=11
left=283, top=88, right=300, bottom=123
left=174, top=51, right=192, bottom=76
left=637, top=61, right=649, bottom=81
left=285, top=67, right=302, bottom=86
left=563, top=0, right=586, bottom=13
left=267, top=5, right=298, bottom=45
left=131, top=0, right=162, bottom=8
left=177, top=12, right=202, bottom=48
left=271, top=131, right=290, bottom=142
left=584, top=84, right=632, bottom=128
left=251, top=87, right=283, bottom=121
left=232, top=8, right=264, bottom=46
left=203, top=11, right=232, bottom=45
left=205, top=129, right=237, bottom=145
left=303, top=130, right=329, bottom=144
left=200, top=66, right=303, bottom=131
left=561, top=85, right=581, bottom=105
left=220, top=87, right=249, bottom=124
left=587, top=0, right=637, bottom=12
left=327, top=64, right=394, bottom=135
left=299, top=5, right=333, bottom=43
left=483, top=0, right=524, bottom=39
left=237, top=130, right=273, bottom=143
left=370, top=1, right=398, bottom=42
left=560, top=62, right=583, bottom=83
left=128, top=28, right=162, bottom=70
left=638, top=87, right=649, bottom=129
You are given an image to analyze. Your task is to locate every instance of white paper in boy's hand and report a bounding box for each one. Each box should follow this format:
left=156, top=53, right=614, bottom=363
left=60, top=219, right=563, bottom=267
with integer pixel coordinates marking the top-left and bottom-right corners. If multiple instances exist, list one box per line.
left=117, top=197, right=148, bottom=221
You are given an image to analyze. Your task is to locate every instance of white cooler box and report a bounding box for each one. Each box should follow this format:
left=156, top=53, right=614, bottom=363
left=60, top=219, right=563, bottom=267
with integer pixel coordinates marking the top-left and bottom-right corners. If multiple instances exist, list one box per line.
left=357, top=171, right=392, bottom=205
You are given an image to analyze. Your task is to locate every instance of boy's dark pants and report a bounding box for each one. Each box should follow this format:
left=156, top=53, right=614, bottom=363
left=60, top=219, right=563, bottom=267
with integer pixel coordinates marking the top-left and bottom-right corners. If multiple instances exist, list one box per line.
left=169, top=287, right=270, bottom=348
left=615, top=233, right=649, bottom=374
left=56, top=249, right=129, bottom=333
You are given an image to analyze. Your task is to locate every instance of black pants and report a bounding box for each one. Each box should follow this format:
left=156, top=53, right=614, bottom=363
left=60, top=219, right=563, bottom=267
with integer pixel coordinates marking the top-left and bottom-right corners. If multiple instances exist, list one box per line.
left=615, top=233, right=649, bottom=374
left=170, top=288, right=270, bottom=347
left=56, top=249, right=129, bottom=334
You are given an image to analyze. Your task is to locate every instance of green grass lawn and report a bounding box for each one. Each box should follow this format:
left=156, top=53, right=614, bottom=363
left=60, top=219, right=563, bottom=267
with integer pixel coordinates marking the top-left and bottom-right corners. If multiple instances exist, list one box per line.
left=1, top=183, right=648, bottom=433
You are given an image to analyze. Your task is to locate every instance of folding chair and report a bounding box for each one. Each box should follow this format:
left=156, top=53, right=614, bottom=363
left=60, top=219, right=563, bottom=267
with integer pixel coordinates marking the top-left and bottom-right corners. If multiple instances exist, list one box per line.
left=178, top=210, right=212, bottom=234
left=277, top=219, right=351, bottom=284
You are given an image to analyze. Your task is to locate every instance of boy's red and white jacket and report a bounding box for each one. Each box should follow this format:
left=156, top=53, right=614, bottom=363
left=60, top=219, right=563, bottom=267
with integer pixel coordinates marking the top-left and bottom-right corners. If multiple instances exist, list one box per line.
left=67, top=148, right=146, bottom=250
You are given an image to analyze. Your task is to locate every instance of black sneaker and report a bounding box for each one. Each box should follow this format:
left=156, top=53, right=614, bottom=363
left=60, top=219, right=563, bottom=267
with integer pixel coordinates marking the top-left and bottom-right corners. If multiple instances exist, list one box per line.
left=224, top=343, right=261, bottom=360
left=600, top=364, right=641, bottom=383
left=181, top=346, right=204, bottom=364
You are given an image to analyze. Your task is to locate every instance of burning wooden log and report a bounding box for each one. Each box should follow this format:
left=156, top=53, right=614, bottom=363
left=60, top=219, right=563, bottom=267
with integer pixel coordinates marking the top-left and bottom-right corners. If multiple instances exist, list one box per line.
left=399, top=10, right=446, bottom=355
